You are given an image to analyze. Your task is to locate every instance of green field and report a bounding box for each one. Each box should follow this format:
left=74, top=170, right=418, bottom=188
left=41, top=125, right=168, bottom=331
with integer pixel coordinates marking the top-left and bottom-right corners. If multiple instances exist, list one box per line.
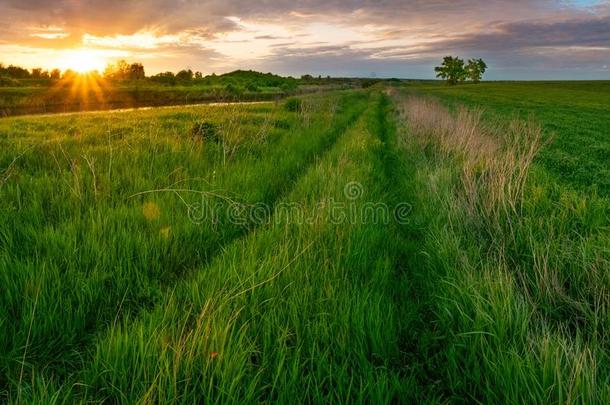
left=0, top=83, right=608, bottom=403
left=405, top=81, right=610, bottom=194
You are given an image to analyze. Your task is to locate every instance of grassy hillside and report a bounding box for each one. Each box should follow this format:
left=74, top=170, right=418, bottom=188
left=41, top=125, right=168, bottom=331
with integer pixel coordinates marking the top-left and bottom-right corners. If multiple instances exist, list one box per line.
left=0, top=83, right=608, bottom=403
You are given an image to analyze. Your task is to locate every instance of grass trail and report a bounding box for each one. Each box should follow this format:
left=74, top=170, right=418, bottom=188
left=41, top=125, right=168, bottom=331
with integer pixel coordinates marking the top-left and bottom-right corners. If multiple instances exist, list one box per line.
left=15, top=93, right=425, bottom=403
left=0, top=92, right=370, bottom=398
left=2, top=86, right=608, bottom=403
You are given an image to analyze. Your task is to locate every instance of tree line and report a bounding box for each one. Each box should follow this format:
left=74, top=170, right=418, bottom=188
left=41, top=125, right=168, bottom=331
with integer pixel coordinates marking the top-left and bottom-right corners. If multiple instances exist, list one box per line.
left=0, top=63, right=62, bottom=80
left=0, top=60, right=304, bottom=94
left=435, top=56, right=487, bottom=85
left=0, top=60, right=148, bottom=81
left=2, top=60, right=373, bottom=92
left=0, top=60, right=284, bottom=87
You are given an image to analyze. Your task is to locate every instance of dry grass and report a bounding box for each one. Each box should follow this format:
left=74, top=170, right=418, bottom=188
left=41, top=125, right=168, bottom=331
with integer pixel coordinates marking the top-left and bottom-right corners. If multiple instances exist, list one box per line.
left=400, top=96, right=543, bottom=242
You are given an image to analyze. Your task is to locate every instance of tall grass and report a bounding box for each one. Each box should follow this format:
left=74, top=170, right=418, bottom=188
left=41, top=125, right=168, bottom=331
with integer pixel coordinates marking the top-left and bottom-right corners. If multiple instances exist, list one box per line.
left=402, top=81, right=610, bottom=195
left=8, top=93, right=421, bottom=403
left=0, top=91, right=370, bottom=401
left=1, top=87, right=608, bottom=403
left=394, top=93, right=610, bottom=403
left=404, top=96, right=543, bottom=241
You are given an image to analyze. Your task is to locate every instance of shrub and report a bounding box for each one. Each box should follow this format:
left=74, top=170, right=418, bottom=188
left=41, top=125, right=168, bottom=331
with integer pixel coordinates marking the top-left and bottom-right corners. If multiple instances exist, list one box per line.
left=284, top=97, right=303, bottom=113
left=151, top=72, right=177, bottom=86
left=176, top=69, right=194, bottom=81
left=225, top=83, right=243, bottom=97
left=361, top=79, right=379, bottom=88
left=191, top=121, right=220, bottom=142
left=280, top=82, right=298, bottom=95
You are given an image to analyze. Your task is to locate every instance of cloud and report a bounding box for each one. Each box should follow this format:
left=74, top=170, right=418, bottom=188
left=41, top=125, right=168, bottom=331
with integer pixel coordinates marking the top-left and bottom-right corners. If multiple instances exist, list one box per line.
left=0, top=0, right=608, bottom=78
left=440, top=15, right=610, bottom=50
left=0, top=1, right=564, bottom=37
left=254, top=43, right=434, bottom=78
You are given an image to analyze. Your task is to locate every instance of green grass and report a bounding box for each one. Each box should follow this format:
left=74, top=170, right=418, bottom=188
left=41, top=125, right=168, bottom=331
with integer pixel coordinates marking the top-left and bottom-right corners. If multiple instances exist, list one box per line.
left=0, top=82, right=608, bottom=403
left=403, top=81, right=610, bottom=195
left=390, top=86, right=610, bottom=402
left=1, top=91, right=426, bottom=403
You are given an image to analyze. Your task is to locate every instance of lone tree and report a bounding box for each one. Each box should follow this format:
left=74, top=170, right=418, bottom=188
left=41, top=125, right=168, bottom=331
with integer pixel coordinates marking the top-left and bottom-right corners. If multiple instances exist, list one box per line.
left=435, top=56, right=466, bottom=85
left=465, top=58, right=487, bottom=83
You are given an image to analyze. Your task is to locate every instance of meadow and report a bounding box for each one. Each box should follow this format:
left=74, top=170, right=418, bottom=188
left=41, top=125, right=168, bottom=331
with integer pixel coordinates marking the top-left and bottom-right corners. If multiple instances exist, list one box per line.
left=0, top=82, right=608, bottom=403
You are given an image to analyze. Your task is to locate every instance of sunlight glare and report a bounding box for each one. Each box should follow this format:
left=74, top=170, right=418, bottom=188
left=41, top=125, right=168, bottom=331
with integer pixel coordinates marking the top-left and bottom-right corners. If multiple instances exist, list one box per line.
left=59, top=49, right=107, bottom=73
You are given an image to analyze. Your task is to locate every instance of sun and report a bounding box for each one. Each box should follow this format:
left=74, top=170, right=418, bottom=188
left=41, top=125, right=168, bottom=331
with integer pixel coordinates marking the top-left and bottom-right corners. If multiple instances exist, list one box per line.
left=60, top=49, right=108, bottom=73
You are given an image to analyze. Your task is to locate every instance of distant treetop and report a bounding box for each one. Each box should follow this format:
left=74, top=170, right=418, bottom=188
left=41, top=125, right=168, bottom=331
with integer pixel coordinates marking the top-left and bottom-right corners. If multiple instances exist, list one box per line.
left=435, top=56, right=487, bottom=85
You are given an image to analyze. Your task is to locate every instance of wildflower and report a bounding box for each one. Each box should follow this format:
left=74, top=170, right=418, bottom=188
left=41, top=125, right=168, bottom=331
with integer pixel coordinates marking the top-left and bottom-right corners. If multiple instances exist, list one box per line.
left=142, top=202, right=160, bottom=221
left=160, top=226, right=171, bottom=239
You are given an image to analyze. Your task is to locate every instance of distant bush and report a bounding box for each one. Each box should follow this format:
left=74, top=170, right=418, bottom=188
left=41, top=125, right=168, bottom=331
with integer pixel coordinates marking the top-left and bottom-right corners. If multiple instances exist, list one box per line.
left=176, top=69, right=194, bottom=81
left=151, top=72, right=177, bottom=86
left=284, top=97, right=303, bottom=113
left=191, top=121, right=220, bottom=142
left=0, top=63, right=31, bottom=79
left=361, top=79, right=379, bottom=88
left=220, top=70, right=293, bottom=88
left=280, top=82, right=298, bottom=95
left=50, top=69, right=61, bottom=80
left=104, top=60, right=145, bottom=81
left=225, top=83, right=243, bottom=97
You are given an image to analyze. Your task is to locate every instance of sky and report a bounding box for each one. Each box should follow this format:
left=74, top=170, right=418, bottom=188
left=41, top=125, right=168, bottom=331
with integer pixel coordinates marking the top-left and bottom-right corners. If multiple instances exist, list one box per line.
left=0, top=0, right=608, bottom=79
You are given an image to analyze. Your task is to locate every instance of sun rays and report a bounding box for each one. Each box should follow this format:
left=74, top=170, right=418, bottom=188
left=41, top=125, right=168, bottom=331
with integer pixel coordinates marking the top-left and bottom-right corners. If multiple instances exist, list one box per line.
left=34, top=47, right=118, bottom=110
left=44, top=71, right=118, bottom=111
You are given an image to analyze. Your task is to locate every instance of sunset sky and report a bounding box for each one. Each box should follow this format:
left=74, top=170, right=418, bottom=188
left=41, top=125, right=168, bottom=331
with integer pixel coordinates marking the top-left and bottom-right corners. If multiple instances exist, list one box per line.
left=0, top=0, right=608, bottom=79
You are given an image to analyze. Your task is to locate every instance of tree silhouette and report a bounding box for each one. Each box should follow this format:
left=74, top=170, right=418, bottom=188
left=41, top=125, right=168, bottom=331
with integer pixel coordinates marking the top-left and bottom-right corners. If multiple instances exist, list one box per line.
left=104, top=60, right=145, bottom=80
left=128, top=63, right=145, bottom=80
left=50, top=69, right=61, bottom=80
